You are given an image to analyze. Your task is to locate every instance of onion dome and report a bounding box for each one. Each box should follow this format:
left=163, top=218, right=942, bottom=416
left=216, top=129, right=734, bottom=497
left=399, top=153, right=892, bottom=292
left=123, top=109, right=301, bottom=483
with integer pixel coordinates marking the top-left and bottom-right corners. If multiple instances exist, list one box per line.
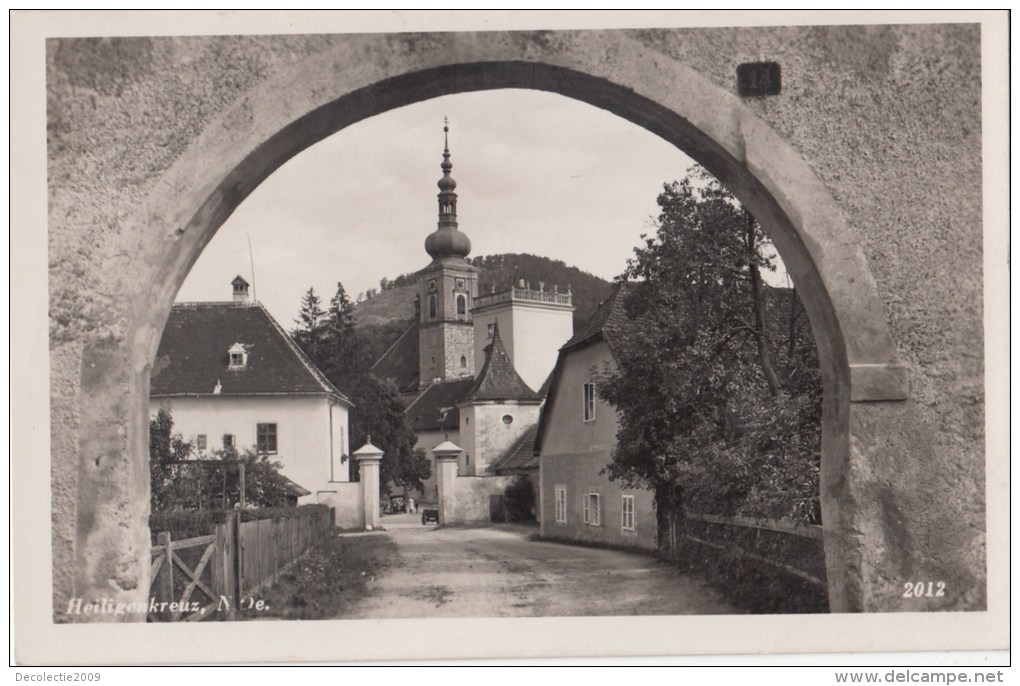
left=425, top=119, right=471, bottom=259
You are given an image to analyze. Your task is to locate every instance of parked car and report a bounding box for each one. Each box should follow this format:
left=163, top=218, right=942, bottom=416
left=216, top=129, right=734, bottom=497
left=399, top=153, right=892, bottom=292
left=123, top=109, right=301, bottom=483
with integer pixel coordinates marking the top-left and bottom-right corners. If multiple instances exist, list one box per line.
left=387, top=495, right=406, bottom=514
left=421, top=508, right=439, bottom=525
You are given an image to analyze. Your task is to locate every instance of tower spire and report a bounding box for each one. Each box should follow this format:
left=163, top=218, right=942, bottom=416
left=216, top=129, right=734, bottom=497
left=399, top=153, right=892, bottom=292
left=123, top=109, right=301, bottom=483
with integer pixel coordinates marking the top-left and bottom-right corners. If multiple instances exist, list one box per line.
left=425, top=118, right=471, bottom=260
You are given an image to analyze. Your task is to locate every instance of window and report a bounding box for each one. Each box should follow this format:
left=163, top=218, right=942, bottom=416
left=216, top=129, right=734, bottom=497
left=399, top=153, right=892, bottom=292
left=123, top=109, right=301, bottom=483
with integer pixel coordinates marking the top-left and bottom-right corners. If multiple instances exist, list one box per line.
left=257, top=423, right=277, bottom=454
left=227, top=342, right=248, bottom=369
left=196, top=434, right=207, bottom=451
left=222, top=434, right=235, bottom=450
left=583, top=493, right=601, bottom=526
left=502, top=414, right=513, bottom=425
left=486, top=323, right=494, bottom=339
left=555, top=485, right=567, bottom=524
left=428, top=294, right=437, bottom=319
left=583, top=382, right=597, bottom=422
left=460, top=355, right=467, bottom=369
left=622, top=495, right=635, bottom=531
left=456, top=294, right=467, bottom=316
left=465, top=454, right=470, bottom=466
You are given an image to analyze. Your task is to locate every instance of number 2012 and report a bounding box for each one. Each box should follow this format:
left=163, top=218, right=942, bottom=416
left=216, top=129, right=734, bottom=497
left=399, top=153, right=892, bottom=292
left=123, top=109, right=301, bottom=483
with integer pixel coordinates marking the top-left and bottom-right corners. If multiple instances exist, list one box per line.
left=903, top=581, right=945, bottom=598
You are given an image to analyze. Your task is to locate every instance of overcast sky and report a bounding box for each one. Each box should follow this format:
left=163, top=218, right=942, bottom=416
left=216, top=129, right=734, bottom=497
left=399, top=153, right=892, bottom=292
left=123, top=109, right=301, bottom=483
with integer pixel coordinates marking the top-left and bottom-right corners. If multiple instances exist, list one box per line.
left=176, top=88, right=783, bottom=326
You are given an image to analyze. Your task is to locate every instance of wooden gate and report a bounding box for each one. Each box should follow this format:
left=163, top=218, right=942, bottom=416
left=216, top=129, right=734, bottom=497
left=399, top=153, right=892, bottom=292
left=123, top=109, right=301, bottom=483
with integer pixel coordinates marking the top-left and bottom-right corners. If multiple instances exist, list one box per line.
left=148, top=515, right=239, bottom=622
left=149, top=507, right=330, bottom=621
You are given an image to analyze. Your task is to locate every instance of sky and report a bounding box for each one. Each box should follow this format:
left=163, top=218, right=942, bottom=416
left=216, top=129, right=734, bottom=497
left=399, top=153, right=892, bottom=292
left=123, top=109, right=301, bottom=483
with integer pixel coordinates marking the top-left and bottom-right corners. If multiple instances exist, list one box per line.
left=176, top=88, right=785, bottom=326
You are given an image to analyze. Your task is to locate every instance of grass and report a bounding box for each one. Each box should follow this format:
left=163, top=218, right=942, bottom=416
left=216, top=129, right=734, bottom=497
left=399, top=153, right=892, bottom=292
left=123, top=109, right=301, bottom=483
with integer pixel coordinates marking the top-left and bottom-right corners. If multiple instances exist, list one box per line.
left=249, top=530, right=399, bottom=620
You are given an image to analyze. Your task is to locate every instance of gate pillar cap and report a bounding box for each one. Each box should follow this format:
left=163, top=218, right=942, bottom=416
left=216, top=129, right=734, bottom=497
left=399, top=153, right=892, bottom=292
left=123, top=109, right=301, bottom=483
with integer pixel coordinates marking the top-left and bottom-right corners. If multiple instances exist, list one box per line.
left=353, top=441, right=383, bottom=462
left=433, top=440, right=462, bottom=460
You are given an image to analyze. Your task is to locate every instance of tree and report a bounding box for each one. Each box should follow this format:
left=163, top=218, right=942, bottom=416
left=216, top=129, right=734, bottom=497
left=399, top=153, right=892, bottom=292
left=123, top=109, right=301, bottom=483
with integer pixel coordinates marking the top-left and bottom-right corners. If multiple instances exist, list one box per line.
left=292, top=287, right=326, bottom=360
left=214, top=446, right=293, bottom=509
left=598, top=169, right=822, bottom=549
left=319, top=281, right=363, bottom=397
left=348, top=374, right=431, bottom=493
left=292, top=280, right=431, bottom=493
left=149, top=408, right=296, bottom=511
left=149, top=407, right=198, bottom=511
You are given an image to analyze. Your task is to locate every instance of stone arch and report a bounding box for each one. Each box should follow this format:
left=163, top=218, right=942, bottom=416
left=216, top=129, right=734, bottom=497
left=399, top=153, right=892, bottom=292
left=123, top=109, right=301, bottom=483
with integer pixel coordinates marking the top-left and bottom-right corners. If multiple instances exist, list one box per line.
left=65, top=32, right=912, bottom=616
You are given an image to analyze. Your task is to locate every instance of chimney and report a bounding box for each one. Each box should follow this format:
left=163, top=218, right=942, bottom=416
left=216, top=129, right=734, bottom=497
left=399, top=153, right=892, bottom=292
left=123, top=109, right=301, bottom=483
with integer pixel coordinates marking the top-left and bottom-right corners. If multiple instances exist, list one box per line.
left=231, top=275, right=250, bottom=303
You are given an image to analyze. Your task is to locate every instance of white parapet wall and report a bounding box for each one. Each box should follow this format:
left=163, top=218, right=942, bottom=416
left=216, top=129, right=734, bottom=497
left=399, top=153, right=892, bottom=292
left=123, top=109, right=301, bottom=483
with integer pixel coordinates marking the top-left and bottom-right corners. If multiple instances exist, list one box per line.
left=320, top=482, right=364, bottom=531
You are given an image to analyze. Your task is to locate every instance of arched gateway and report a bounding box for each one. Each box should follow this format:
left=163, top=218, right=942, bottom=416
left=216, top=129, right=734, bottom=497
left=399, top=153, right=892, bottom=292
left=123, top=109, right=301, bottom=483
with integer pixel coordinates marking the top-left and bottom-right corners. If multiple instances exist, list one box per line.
left=46, top=27, right=985, bottom=618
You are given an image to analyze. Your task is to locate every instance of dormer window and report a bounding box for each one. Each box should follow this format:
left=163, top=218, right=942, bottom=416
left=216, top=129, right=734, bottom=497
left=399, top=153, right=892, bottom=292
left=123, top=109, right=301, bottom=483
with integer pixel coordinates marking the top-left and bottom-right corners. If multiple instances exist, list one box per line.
left=228, top=343, right=248, bottom=370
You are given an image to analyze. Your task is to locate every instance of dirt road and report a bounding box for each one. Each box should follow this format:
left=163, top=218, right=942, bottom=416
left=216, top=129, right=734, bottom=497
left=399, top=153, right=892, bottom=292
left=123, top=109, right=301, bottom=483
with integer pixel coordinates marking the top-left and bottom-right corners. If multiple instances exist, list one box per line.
left=345, top=514, right=736, bottom=618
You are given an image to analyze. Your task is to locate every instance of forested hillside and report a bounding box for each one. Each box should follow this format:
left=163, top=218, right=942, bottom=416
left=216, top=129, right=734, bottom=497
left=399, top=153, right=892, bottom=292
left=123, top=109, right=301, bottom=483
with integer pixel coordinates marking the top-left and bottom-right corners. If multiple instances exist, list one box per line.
left=353, top=253, right=614, bottom=363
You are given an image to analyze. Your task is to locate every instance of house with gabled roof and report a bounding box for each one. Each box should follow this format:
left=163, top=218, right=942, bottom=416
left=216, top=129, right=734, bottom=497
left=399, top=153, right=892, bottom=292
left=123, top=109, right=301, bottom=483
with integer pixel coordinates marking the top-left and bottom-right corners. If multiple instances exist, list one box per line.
left=149, top=276, right=354, bottom=505
left=536, top=284, right=657, bottom=550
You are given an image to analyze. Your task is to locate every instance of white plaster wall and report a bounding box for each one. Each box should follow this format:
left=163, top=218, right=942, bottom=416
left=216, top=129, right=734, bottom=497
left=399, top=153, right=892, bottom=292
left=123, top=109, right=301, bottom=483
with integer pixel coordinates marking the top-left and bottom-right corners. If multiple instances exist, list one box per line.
left=451, top=475, right=519, bottom=524
left=507, top=305, right=574, bottom=392
left=472, top=307, right=515, bottom=377
left=538, top=340, right=657, bottom=549
left=320, top=482, right=364, bottom=530
left=541, top=451, right=656, bottom=550
left=148, top=394, right=350, bottom=503
left=473, top=302, right=572, bottom=392
left=540, top=341, right=618, bottom=457
left=412, top=428, right=459, bottom=503
left=462, top=402, right=540, bottom=475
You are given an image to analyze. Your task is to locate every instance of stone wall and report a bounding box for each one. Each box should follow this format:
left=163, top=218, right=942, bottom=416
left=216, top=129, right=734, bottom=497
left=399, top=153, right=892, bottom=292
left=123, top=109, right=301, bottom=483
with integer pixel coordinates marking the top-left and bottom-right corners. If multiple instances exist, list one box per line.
left=40, top=25, right=990, bottom=616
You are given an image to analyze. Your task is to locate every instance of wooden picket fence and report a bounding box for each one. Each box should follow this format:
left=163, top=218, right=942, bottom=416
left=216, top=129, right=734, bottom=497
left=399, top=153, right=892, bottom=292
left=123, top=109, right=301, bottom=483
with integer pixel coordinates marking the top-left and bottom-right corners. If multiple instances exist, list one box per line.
left=237, top=510, right=325, bottom=596
left=148, top=507, right=332, bottom=622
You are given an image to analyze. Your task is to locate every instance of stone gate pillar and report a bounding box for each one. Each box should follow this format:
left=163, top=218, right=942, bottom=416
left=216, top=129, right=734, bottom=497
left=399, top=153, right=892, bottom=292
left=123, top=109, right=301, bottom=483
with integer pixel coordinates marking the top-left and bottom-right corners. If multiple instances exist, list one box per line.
left=432, top=439, right=462, bottom=526
left=353, top=440, right=383, bottom=531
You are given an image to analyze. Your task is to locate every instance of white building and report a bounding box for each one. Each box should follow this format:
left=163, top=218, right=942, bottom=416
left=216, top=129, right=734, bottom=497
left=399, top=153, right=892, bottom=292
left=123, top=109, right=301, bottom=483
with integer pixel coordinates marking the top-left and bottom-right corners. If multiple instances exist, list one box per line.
left=149, top=276, right=354, bottom=504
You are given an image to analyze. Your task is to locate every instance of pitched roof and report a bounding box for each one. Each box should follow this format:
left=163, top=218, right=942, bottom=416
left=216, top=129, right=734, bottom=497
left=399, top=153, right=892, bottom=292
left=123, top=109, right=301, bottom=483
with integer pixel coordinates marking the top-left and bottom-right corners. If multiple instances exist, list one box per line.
left=559, top=282, right=630, bottom=355
left=492, top=424, right=540, bottom=473
left=464, top=324, right=541, bottom=403
left=405, top=378, right=475, bottom=432
left=370, top=324, right=420, bottom=394
left=150, top=302, right=350, bottom=404
left=279, top=474, right=312, bottom=498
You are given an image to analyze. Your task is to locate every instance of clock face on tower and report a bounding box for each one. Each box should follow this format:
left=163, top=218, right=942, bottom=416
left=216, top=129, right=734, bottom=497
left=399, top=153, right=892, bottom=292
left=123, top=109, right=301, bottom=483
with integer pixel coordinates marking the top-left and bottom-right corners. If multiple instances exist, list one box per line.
left=428, top=279, right=437, bottom=292
left=455, top=278, right=466, bottom=290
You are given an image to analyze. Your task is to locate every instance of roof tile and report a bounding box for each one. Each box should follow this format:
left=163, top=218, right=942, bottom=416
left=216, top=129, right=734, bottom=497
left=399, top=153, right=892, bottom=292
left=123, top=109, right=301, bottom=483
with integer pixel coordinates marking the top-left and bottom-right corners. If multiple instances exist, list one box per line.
left=465, top=324, right=540, bottom=402
left=406, top=378, right=475, bottom=431
left=150, top=302, right=348, bottom=402
left=492, top=424, right=540, bottom=473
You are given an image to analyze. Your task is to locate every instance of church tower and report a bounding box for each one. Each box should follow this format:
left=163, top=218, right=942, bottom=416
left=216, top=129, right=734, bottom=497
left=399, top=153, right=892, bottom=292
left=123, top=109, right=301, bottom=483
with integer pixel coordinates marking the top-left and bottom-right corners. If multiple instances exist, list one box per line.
left=417, top=121, right=479, bottom=388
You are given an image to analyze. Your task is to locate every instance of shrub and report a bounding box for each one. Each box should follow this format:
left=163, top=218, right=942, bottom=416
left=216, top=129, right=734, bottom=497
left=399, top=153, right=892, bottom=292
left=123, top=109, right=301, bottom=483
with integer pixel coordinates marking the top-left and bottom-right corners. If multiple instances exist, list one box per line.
left=149, top=504, right=331, bottom=543
left=503, top=475, right=536, bottom=522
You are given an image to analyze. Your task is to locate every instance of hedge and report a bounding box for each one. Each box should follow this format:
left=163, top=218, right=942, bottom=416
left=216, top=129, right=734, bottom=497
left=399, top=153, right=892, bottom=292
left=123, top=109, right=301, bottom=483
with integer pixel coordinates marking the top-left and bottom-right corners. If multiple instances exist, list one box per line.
left=149, top=504, right=331, bottom=543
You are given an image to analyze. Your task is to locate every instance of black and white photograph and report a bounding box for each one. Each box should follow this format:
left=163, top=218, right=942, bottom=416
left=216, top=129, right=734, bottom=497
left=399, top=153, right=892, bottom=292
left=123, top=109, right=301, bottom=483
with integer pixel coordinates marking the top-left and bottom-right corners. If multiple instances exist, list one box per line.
left=10, top=10, right=1010, bottom=666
